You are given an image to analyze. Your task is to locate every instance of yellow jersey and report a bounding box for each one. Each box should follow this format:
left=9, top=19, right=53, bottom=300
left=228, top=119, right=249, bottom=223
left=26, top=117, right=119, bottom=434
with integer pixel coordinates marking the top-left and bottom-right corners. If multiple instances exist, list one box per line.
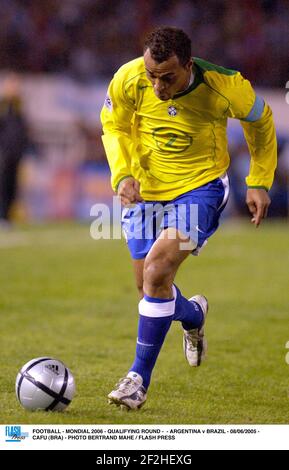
left=101, top=57, right=277, bottom=200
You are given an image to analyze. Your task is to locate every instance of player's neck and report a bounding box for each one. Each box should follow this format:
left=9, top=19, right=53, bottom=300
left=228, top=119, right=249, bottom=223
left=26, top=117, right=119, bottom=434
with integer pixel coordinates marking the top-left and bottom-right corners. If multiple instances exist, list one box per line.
left=175, top=71, right=195, bottom=96
left=187, top=71, right=195, bottom=88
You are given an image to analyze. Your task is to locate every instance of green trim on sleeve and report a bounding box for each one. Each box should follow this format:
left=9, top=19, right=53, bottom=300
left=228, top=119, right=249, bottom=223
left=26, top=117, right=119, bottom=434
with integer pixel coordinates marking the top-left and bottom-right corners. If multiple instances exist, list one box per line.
left=247, top=185, right=269, bottom=191
left=115, top=175, right=133, bottom=192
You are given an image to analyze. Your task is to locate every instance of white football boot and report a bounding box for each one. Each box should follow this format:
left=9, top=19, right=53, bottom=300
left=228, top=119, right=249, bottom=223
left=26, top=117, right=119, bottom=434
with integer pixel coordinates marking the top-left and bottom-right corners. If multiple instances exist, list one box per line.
left=108, top=371, right=147, bottom=410
left=183, top=295, right=209, bottom=367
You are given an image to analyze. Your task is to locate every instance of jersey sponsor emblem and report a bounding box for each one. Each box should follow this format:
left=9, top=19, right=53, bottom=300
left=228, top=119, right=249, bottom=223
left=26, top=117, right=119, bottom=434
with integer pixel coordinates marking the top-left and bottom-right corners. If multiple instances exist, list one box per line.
left=168, top=105, right=177, bottom=117
left=104, top=94, right=113, bottom=111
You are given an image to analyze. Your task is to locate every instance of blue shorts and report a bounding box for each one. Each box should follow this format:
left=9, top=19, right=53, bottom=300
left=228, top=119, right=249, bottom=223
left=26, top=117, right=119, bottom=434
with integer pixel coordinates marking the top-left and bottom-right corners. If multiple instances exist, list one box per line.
left=122, top=174, right=229, bottom=260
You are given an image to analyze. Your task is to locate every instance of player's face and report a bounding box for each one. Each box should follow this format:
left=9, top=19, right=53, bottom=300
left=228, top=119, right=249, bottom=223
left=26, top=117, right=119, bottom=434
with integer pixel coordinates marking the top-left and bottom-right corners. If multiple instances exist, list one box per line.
left=144, top=49, right=193, bottom=101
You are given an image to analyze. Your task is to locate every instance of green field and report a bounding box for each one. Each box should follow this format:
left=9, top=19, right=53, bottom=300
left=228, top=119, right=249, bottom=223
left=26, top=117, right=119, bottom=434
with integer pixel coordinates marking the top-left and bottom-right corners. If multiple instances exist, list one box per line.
left=0, top=221, right=288, bottom=424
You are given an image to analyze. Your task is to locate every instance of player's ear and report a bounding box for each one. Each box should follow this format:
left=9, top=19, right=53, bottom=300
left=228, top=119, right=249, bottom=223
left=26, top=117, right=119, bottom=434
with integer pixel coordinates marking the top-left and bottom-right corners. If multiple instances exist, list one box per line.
left=184, top=58, right=193, bottom=71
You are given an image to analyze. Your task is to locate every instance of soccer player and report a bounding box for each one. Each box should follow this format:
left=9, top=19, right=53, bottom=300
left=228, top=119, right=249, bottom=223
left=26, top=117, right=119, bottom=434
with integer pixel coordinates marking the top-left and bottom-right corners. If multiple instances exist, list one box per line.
left=101, top=27, right=277, bottom=410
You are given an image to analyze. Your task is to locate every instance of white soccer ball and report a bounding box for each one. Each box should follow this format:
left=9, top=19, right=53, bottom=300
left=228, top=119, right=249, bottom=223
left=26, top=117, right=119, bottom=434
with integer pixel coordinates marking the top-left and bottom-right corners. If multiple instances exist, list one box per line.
left=16, top=357, right=75, bottom=411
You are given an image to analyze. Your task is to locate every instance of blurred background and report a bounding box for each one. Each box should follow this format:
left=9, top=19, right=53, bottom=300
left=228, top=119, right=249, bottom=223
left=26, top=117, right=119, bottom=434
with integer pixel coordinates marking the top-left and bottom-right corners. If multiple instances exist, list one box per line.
left=0, top=0, right=288, bottom=224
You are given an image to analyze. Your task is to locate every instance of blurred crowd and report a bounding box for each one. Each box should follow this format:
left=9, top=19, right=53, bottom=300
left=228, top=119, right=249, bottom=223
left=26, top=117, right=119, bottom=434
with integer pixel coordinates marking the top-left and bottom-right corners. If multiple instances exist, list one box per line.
left=0, top=1, right=288, bottom=223
left=0, top=0, right=288, bottom=86
left=0, top=72, right=287, bottom=223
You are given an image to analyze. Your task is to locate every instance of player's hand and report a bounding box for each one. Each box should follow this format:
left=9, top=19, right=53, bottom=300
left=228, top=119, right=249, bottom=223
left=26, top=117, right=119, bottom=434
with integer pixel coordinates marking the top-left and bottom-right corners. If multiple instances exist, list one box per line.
left=117, top=177, right=143, bottom=205
left=246, top=188, right=271, bottom=227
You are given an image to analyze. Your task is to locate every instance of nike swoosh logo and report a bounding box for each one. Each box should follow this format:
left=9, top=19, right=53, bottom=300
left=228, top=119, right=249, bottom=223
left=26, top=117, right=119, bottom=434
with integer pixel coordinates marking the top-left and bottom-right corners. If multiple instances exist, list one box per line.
left=196, top=225, right=205, bottom=234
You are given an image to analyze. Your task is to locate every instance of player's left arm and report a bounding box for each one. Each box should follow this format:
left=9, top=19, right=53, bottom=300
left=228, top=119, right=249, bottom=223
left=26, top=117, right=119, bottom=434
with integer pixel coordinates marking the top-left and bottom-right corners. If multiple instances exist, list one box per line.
left=225, top=74, right=277, bottom=226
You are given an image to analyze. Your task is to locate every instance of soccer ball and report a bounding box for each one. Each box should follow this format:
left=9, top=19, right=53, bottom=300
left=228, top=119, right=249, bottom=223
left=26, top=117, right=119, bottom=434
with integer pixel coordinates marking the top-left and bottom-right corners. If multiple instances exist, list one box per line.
left=16, top=357, right=75, bottom=411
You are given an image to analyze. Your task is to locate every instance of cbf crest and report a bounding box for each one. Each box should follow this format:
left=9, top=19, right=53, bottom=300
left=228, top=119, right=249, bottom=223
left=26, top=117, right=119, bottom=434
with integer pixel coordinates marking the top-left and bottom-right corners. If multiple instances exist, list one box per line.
left=168, top=105, right=178, bottom=117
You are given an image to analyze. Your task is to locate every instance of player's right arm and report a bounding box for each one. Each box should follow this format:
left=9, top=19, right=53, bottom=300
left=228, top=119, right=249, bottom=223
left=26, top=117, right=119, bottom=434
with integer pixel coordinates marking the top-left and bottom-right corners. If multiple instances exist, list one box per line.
left=222, top=73, right=277, bottom=226
left=100, top=72, right=141, bottom=203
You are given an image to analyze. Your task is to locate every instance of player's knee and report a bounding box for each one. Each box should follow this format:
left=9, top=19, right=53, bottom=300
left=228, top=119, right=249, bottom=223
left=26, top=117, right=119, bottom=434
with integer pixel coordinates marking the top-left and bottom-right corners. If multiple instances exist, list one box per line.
left=143, top=257, right=173, bottom=289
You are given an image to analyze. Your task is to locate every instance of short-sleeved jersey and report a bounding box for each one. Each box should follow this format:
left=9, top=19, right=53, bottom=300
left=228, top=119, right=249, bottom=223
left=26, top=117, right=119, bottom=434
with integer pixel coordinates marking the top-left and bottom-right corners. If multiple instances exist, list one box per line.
left=101, top=57, right=277, bottom=200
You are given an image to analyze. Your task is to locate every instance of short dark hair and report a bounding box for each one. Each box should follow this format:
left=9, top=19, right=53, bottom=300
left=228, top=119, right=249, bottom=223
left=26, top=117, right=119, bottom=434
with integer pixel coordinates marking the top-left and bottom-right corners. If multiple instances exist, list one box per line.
left=144, top=26, right=191, bottom=66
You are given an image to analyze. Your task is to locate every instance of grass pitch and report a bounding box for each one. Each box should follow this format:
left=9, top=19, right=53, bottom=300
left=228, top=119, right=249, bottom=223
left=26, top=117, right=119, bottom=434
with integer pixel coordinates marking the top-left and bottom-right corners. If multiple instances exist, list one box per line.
left=0, top=220, right=288, bottom=424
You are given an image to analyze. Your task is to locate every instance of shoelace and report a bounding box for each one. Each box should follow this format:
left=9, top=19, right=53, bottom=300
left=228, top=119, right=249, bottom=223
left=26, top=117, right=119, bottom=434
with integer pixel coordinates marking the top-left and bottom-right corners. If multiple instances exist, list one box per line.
left=115, top=377, right=136, bottom=393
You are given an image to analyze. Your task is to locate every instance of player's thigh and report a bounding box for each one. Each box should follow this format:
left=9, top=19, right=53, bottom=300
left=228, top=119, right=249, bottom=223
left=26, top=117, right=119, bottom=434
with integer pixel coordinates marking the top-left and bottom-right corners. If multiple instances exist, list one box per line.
left=145, top=227, right=193, bottom=280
